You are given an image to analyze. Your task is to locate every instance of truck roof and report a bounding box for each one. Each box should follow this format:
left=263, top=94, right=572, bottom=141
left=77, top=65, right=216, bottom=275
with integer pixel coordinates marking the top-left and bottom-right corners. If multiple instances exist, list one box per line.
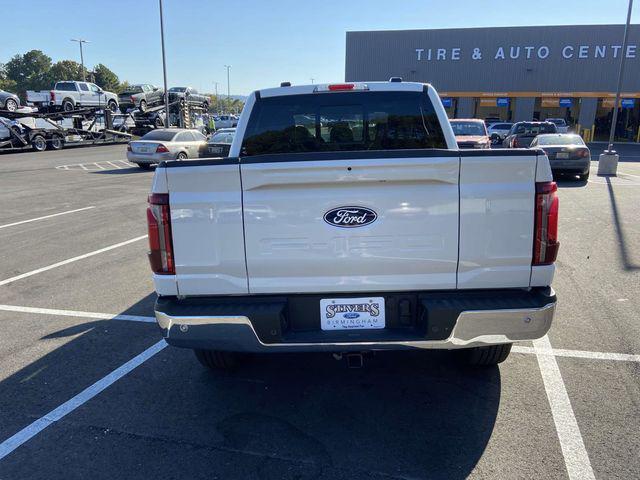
left=256, top=81, right=430, bottom=98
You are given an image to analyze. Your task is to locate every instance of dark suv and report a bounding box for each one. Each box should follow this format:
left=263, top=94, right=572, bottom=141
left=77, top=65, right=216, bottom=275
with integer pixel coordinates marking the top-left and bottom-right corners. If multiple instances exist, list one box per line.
left=502, top=121, right=557, bottom=148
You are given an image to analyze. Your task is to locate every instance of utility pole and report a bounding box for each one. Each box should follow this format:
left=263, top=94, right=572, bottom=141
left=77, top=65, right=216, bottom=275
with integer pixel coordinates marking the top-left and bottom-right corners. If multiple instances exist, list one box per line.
left=158, top=0, right=171, bottom=127
left=310, top=77, right=315, bottom=84
left=70, top=39, right=89, bottom=81
left=599, top=0, right=634, bottom=176
left=224, top=65, right=231, bottom=112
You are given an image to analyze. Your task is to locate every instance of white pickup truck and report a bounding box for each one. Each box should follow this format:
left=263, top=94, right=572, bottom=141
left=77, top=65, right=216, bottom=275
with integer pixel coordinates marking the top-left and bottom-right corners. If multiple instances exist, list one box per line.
left=148, top=80, right=559, bottom=370
left=26, top=81, right=119, bottom=112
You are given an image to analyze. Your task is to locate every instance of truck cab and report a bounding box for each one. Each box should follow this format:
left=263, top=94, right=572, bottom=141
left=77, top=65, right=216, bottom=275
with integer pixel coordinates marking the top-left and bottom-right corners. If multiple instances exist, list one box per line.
left=148, top=81, right=558, bottom=370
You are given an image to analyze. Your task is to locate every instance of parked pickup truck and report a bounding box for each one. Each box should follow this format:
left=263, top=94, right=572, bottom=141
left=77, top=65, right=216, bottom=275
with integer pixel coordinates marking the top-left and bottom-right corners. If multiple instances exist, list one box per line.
left=27, top=81, right=119, bottom=112
left=148, top=80, right=559, bottom=370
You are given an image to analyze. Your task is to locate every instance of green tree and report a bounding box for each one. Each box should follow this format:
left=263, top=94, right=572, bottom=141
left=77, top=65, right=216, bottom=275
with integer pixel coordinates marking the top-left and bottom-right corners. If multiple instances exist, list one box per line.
left=116, top=80, right=132, bottom=94
left=48, top=60, right=86, bottom=84
left=93, top=63, right=120, bottom=91
left=0, top=63, right=17, bottom=92
left=5, top=50, right=52, bottom=95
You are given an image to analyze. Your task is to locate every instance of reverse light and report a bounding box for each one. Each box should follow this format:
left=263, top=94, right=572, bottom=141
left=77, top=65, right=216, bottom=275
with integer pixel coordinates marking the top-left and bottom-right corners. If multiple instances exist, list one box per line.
left=147, top=193, right=174, bottom=275
left=533, top=182, right=559, bottom=265
left=156, top=144, right=170, bottom=153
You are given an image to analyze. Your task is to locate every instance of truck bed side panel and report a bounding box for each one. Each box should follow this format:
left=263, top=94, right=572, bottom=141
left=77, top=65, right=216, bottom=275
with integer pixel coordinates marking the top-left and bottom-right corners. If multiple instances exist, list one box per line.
left=166, top=161, right=248, bottom=295
left=457, top=151, right=537, bottom=289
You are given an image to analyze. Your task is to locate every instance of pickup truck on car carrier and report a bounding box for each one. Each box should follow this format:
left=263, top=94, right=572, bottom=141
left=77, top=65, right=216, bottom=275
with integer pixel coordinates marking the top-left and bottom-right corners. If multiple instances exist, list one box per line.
left=147, top=80, right=559, bottom=370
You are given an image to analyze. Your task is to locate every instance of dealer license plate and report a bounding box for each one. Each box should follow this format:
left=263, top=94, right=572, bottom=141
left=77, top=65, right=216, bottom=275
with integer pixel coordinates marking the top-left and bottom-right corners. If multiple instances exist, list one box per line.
left=208, top=146, right=224, bottom=154
left=320, top=297, right=385, bottom=331
left=556, top=152, right=569, bottom=159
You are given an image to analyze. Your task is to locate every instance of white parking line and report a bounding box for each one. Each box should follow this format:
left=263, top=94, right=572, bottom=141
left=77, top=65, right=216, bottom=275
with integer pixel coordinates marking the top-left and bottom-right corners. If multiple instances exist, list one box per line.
left=0, top=207, right=96, bottom=230
left=0, top=340, right=167, bottom=461
left=533, top=335, right=595, bottom=480
left=513, top=345, right=640, bottom=363
left=0, top=304, right=155, bottom=323
left=0, top=235, right=148, bottom=287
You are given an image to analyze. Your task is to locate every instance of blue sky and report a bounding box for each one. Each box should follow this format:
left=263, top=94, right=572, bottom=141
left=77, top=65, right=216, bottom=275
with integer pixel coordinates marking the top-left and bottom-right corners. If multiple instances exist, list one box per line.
left=1, top=0, right=639, bottom=95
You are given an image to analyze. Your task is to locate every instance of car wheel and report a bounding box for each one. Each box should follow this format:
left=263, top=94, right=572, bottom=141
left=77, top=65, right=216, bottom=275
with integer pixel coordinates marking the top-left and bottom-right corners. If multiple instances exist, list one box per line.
left=62, top=99, right=75, bottom=112
left=137, top=163, right=152, bottom=170
left=107, top=101, right=118, bottom=113
left=194, top=349, right=244, bottom=371
left=465, top=343, right=512, bottom=366
left=48, top=136, right=64, bottom=150
left=139, top=99, right=147, bottom=112
left=31, top=135, right=47, bottom=152
left=154, top=117, right=164, bottom=128
left=5, top=98, right=18, bottom=111
left=177, top=152, right=187, bottom=160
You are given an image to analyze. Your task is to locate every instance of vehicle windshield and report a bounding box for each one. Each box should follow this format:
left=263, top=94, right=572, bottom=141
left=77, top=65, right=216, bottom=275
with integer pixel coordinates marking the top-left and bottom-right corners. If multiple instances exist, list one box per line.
left=450, top=121, right=486, bottom=136
left=536, top=135, right=585, bottom=146
left=140, top=130, right=177, bottom=141
left=169, top=87, right=187, bottom=92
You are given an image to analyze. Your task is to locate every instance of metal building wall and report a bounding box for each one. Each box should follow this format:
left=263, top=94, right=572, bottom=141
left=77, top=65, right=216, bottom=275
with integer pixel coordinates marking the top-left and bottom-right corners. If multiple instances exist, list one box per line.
left=345, top=25, right=640, bottom=93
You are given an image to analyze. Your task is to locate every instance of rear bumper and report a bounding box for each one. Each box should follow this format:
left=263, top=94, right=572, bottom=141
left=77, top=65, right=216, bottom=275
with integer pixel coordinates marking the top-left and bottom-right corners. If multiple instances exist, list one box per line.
left=549, top=159, right=590, bottom=174
left=155, top=287, right=556, bottom=352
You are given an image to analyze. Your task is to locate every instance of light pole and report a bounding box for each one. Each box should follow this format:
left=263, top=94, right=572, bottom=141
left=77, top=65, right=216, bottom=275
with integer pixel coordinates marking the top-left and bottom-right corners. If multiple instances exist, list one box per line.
left=70, top=39, right=89, bottom=81
left=599, top=0, right=634, bottom=176
left=310, top=77, right=315, bottom=84
left=224, top=65, right=231, bottom=111
left=158, top=0, right=171, bottom=126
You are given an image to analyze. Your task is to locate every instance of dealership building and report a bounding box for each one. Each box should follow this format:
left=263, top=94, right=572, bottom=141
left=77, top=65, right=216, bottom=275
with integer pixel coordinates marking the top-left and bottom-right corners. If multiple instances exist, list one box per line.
left=345, top=25, right=640, bottom=141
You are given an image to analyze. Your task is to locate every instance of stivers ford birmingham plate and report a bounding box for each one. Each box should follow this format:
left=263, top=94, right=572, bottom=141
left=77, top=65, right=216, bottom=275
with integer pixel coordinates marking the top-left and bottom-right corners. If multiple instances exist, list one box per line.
left=320, top=297, right=385, bottom=330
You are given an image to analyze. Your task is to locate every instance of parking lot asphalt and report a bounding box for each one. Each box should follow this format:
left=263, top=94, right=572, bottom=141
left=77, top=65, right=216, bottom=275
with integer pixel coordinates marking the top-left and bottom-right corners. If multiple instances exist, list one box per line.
left=0, top=145, right=639, bottom=479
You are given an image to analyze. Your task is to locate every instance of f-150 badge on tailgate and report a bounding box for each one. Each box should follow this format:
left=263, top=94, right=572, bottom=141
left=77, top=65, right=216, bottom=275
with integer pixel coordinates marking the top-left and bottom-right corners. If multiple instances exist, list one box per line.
left=323, top=206, right=377, bottom=228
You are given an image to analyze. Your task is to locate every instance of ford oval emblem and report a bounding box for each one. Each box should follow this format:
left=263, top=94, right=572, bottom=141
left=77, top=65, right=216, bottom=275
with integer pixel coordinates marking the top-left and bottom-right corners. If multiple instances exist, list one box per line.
left=324, top=206, right=377, bottom=228
left=344, top=312, right=360, bottom=319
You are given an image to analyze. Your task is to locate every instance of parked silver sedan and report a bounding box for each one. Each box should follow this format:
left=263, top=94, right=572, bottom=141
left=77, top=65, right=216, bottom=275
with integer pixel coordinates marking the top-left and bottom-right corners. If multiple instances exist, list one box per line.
left=127, top=128, right=208, bottom=169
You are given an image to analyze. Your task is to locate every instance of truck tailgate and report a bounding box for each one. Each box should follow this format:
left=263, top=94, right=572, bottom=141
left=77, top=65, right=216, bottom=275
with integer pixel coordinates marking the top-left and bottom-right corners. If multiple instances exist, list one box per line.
left=240, top=152, right=460, bottom=294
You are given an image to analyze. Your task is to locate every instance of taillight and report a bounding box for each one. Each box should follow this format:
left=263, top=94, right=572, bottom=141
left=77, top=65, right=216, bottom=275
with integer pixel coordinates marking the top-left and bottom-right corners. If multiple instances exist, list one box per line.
left=131, top=96, right=136, bottom=103
left=156, top=144, right=169, bottom=153
left=577, top=148, right=589, bottom=158
left=50, top=90, right=55, bottom=101
left=533, top=182, right=559, bottom=265
left=147, top=193, right=174, bottom=275
left=127, top=143, right=132, bottom=151
left=512, top=138, right=520, bottom=148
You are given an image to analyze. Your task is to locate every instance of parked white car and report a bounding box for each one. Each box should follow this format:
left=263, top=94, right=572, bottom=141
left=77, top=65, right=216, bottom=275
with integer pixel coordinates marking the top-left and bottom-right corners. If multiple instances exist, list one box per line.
left=27, top=81, right=119, bottom=112
left=487, top=122, right=514, bottom=142
left=127, top=128, right=207, bottom=169
left=148, top=80, right=559, bottom=371
left=214, top=114, right=239, bottom=129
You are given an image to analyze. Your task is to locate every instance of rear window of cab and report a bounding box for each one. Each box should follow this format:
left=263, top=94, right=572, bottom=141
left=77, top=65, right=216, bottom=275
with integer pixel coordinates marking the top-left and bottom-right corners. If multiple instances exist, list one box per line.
left=241, top=91, right=447, bottom=156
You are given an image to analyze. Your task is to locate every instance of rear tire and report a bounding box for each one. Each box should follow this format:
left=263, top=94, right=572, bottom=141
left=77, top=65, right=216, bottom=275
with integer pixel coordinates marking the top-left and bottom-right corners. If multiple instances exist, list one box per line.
left=48, top=135, right=64, bottom=150
left=194, top=349, right=243, bottom=371
left=139, top=99, right=147, bottom=112
left=136, top=163, right=152, bottom=170
left=62, top=99, right=75, bottom=112
left=177, top=152, right=187, bottom=160
left=31, top=134, right=47, bottom=152
left=465, top=343, right=512, bottom=366
left=107, top=100, right=118, bottom=113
